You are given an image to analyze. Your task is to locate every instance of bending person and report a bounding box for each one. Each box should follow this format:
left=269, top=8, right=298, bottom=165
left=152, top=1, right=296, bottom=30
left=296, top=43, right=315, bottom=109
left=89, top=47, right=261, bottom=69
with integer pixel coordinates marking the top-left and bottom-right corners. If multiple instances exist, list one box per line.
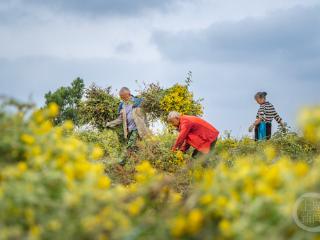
left=167, top=111, right=219, bottom=158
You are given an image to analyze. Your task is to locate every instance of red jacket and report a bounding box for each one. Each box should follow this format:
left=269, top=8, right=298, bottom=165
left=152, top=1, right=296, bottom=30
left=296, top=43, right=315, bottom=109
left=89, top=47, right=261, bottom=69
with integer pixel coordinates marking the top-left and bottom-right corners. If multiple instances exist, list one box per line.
left=172, top=115, right=219, bottom=153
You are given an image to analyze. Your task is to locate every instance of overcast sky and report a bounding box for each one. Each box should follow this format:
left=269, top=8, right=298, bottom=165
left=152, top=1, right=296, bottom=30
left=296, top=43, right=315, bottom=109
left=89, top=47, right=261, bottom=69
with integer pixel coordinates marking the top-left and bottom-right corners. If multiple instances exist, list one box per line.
left=0, top=0, right=319, bottom=137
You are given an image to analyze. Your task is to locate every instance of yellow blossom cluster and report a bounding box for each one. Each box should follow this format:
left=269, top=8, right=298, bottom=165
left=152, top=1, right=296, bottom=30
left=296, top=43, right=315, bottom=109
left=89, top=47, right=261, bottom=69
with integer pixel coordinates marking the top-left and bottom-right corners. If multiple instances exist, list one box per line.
left=168, top=153, right=319, bottom=239
left=160, top=84, right=203, bottom=118
left=1, top=102, right=320, bottom=240
left=299, top=106, right=320, bottom=144
left=0, top=103, right=132, bottom=239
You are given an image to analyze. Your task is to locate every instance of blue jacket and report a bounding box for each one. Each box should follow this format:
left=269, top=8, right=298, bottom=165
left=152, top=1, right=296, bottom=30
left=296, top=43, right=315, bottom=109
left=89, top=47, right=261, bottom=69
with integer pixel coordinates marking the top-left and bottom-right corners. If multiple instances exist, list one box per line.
left=117, top=96, right=143, bottom=114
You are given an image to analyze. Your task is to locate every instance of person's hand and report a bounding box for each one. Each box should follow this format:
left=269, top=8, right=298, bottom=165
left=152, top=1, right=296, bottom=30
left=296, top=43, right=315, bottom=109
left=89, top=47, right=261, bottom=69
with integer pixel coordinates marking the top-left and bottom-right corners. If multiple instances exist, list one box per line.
left=280, top=121, right=287, bottom=128
left=248, top=124, right=255, bottom=133
left=280, top=121, right=288, bottom=131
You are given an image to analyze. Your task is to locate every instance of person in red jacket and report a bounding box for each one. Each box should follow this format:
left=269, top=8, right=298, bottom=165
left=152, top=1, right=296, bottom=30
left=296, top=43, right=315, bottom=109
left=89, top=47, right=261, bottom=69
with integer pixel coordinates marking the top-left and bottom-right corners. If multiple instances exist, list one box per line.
left=167, top=111, right=219, bottom=158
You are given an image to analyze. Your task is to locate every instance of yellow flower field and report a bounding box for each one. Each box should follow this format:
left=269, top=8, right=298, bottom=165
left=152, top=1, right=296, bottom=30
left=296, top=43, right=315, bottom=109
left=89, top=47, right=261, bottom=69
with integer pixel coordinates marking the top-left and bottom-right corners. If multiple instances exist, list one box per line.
left=0, top=102, right=320, bottom=239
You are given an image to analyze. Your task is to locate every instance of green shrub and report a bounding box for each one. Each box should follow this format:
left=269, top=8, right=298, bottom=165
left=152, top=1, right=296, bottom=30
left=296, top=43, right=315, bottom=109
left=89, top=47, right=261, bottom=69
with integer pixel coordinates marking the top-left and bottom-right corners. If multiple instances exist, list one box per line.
left=79, top=84, right=120, bottom=130
left=75, top=129, right=122, bottom=162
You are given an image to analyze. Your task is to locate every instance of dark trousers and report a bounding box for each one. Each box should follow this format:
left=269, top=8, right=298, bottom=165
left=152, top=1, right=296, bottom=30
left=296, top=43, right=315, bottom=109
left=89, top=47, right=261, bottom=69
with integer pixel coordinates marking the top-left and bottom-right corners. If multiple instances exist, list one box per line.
left=192, top=140, right=217, bottom=158
left=255, top=122, right=272, bottom=141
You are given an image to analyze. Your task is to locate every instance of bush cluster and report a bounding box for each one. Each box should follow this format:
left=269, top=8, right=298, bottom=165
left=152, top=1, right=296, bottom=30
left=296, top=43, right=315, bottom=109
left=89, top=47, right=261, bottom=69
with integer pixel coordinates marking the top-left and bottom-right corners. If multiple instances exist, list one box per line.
left=1, top=99, right=320, bottom=239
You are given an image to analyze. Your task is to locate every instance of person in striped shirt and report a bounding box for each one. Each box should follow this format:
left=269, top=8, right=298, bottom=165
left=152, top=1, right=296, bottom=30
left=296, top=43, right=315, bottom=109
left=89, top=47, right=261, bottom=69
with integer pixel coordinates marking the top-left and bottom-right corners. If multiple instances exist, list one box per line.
left=249, top=92, right=285, bottom=140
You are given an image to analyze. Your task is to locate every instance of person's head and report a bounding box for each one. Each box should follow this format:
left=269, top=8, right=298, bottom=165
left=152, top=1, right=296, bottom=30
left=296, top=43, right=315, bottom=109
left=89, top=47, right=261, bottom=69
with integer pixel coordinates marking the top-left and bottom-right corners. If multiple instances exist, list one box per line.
left=167, top=111, right=181, bottom=127
left=254, top=91, right=267, bottom=105
left=119, top=87, right=131, bottom=101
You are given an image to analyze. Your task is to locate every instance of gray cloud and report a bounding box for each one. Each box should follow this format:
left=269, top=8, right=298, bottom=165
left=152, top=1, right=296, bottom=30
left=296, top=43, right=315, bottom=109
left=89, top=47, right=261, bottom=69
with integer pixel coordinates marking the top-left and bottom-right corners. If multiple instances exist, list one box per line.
left=153, top=5, right=320, bottom=64
left=23, top=0, right=179, bottom=16
left=1, top=1, right=319, bottom=137
left=0, top=0, right=184, bottom=25
left=115, top=42, right=134, bottom=53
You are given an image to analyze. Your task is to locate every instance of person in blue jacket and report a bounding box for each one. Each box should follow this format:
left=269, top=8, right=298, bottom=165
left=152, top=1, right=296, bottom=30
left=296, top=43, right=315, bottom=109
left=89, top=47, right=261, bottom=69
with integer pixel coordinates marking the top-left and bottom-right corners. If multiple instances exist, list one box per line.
left=106, top=87, right=151, bottom=165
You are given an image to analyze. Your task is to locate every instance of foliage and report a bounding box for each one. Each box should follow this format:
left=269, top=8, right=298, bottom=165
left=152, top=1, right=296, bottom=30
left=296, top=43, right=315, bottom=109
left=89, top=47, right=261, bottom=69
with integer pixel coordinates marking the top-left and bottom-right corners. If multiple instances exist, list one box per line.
left=214, top=133, right=317, bottom=165
left=171, top=154, right=319, bottom=239
left=0, top=103, right=114, bottom=239
left=79, top=84, right=121, bottom=131
left=1, top=99, right=320, bottom=240
left=159, top=84, right=203, bottom=120
left=136, top=133, right=187, bottom=172
left=75, top=129, right=122, bottom=162
left=0, top=103, right=28, bottom=164
left=139, top=73, right=203, bottom=123
left=43, top=76, right=203, bottom=132
left=44, top=78, right=84, bottom=125
left=0, top=96, right=35, bottom=113
left=299, top=106, right=320, bottom=145
left=139, top=82, right=166, bottom=122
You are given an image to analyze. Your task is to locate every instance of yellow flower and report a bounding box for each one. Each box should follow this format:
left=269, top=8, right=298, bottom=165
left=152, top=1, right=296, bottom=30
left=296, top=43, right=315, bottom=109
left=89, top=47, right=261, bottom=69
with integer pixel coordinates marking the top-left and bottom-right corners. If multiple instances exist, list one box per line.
left=299, top=107, right=320, bottom=143
left=136, top=161, right=154, bottom=173
left=202, top=170, right=215, bottom=189
left=48, top=220, right=61, bottom=231
left=31, top=146, right=41, bottom=156
left=171, top=192, right=182, bottom=204
left=187, top=209, right=204, bottom=235
left=127, top=197, right=145, bottom=216
left=29, top=225, right=41, bottom=238
left=17, top=162, right=28, bottom=173
left=98, top=235, right=109, bottom=240
left=294, top=162, right=309, bottom=177
left=21, top=134, right=35, bottom=145
left=219, top=219, right=232, bottom=236
left=74, top=162, right=89, bottom=179
left=135, top=161, right=156, bottom=182
left=48, top=102, right=59, bottom=117
left=97, top=176, right=111, bottom=189
left=200, top=193, right=214, bottom=205
left=64, top=165, right=75, bottom=181
left=63, top=120, right=74, bottom=130
left=25, top=208, right=35, bottom=224
left=91, top=163, right=104, bottom=175
left=171, top=216, right=186, bottom=237
left=92, top=146, right=104, bottom=160
left=244, top=178, right=255, bottom=196
left=256, top=182, right=274, bottom=197
left=39, top=120, right=53, bottom=133
left=175, top=150, right=184, bottom=163
left=264, top=166, right=281, bottom=187
left=216, top=196, right=228, bottom=208
left=82, top=216, right=100, bottom=232
left=159, top=84, right=203, bottom=117
left=33, top=110, right=45, bottom=123
left=264, top=146, right=276, bottom=161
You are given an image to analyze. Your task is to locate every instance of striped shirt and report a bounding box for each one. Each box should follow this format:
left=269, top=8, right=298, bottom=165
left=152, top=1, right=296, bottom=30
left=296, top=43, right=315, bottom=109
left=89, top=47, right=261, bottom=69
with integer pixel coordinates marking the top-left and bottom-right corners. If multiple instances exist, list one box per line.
left=256, top=101, right=282, bottom=124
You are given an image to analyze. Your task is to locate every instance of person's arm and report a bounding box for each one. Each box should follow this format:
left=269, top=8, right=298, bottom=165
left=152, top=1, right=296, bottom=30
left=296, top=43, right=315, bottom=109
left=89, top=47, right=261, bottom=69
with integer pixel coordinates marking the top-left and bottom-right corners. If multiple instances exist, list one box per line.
left=249, top=106, right=264, bottom=132
left=106, top=114, right=122, bottom=128
left=254, top=118, right=262, bottom=125
left=272, top=106, right=284, bottom=125
left=172, top=118, right=192, bottom=151
left=181, top=142, right=191, bottom=153
left=257, top=104, right=266, bottom=122
left=107, top=104, right=123, bottom=128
